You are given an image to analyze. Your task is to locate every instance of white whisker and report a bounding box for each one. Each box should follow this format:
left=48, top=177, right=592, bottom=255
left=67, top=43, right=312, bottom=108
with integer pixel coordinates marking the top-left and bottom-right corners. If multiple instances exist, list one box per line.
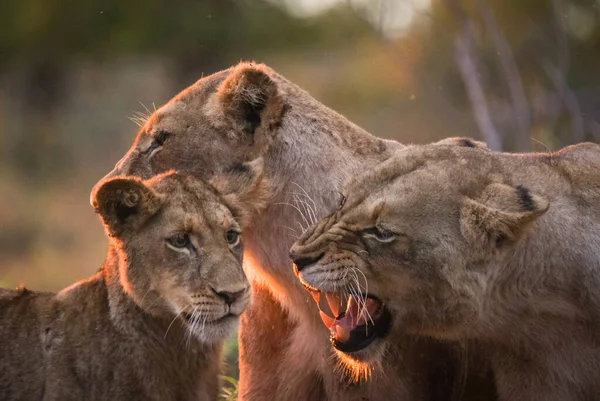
left=277, top=224, right=300, bottom=239
left=290, top=182, right=317, bottom=214
left=164, top=306, right=188, bottom=339
left=288, top=184, right=319, bottom=225
left=274, top=201, right=310, bottom=232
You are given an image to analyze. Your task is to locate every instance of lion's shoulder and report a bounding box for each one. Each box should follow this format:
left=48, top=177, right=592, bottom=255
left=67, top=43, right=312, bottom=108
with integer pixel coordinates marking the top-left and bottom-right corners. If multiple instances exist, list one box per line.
left=0, top=285, right=52, bottom=312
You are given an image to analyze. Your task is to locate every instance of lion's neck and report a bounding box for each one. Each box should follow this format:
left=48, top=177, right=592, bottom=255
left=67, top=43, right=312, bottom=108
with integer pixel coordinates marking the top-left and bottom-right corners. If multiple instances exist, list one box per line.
left=244, top=97, right=401, bottom=327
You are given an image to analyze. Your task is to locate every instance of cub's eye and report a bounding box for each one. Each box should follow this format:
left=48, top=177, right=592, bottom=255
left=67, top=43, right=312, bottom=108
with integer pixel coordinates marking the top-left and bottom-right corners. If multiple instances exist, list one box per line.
left=361, top=227, right=397, bottom=243
left=167, top=233, right=191, bottom=249
left=225, top=230, right=241, bottom=247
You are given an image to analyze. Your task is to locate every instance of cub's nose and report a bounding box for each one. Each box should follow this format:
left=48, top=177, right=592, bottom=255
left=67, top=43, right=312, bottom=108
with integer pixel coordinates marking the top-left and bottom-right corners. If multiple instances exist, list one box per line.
left=289, top=252, right=324, bottom=272
left=214, top=288, right=247, bottom=306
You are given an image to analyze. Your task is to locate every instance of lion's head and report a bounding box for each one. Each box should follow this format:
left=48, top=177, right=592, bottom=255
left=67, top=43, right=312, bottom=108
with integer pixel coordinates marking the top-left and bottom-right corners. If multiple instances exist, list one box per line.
left=289, top=143, right=548, bottom=369
left=92, top=158, right=269, bottom=343
left=90, top=63, right=286, bottom=202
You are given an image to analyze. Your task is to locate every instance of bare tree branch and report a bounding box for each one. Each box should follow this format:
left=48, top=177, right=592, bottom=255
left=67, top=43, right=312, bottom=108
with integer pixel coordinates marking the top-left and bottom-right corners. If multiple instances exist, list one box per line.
left=543, top=62, right=585, bottom=143
left=445, top=0, right=502, bottom=150
left=551, top=0, right=570, bottom=75
left=477, top=0, right=531, bottom=151
left=346, top=0, right=463, bottom=122
left=545, top=0, right=585, bottom=144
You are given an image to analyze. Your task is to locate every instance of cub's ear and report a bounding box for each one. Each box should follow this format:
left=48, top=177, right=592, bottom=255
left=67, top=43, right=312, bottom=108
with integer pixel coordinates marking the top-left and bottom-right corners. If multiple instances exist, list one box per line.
left=216, top=63, right=286, bottom=135
left=434, top=137, right=490, bottom=150
left=210, top=158, right=271, bottom=229
left=460, top=183, right=548, bottom=253
left=92, top=177, right=162, bottom=237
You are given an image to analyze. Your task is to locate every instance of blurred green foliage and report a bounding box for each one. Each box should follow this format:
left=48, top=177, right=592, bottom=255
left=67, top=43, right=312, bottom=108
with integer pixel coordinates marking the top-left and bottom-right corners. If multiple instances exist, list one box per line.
left=220, top=376, right=239, bottom=401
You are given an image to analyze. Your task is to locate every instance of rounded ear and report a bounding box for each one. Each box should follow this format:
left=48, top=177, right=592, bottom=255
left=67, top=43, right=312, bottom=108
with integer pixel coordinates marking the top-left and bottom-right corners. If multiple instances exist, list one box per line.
left=209, top=157, right=271, bottom=228
left=434, top=137, right=490, bottom=150
left=460, top=183, right=548, bottom=254
left=92, top=177, right=162, bottom=237
left=216, top=63, right=286, bottom=135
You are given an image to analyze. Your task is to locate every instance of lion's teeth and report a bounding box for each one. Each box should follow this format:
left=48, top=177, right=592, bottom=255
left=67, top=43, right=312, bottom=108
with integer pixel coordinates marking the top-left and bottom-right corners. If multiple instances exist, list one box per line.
left=335, top=325, right=351, bottom=342
left=319, top=311, right=335, bottom=328
left=325, top=293, right=342, bottom=318
left=356, top=311, right=368, bottom=326
left=311, top=291, right=320, bottom=304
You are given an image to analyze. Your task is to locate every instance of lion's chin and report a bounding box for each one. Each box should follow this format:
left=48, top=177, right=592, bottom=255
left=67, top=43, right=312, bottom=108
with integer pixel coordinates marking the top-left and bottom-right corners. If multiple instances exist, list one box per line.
left=333, top=338, right=388, bottom=382
left=182, top=313, right=239, bottom=344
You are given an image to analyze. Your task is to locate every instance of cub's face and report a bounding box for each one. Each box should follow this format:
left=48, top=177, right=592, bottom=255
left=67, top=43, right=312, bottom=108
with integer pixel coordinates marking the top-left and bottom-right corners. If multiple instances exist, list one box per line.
left=93, top=160, right=270, bottom=343
left=289, top=145, right=548, bottom=370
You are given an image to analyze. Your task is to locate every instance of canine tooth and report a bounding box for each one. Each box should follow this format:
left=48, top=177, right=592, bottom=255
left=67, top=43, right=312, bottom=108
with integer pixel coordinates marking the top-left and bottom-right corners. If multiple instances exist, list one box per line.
left=345, top=295, right=353, bottom=314
left=320, top=311, right=335, bottom=328
left=311, top=291, right=320, bottom=304
left=326, top=293, right=342, bottom=317
left=336, top=325, right=351, bottom=342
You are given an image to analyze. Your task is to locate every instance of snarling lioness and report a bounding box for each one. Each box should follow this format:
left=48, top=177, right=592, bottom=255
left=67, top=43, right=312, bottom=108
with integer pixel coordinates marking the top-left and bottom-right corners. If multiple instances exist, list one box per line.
left=290, top=141, right=600, bottom=401
left=0, top=161, right=267, bottom=401
left=92, top=62, right=495, bottom=400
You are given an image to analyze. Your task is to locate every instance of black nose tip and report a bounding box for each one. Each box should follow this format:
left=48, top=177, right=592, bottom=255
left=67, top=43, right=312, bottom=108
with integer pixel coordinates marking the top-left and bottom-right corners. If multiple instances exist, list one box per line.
left=215, top=288, right=246, bottom=306
left=291, top=253, right=324, bottom=272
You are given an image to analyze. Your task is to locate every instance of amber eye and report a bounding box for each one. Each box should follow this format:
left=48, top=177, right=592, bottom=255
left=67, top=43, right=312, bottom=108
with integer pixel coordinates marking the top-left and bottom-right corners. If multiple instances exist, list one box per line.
left=226, top=230, right=241, bottom=246
left=167, top=233, right=191, bottom=249
left=361, top=227, right=397, bottom=243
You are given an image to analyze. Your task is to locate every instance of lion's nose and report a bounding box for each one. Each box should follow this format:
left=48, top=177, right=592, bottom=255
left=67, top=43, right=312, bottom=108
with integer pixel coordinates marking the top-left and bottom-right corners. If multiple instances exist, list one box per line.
left=214, top=288, right=246, bottom=306
left=290, top=252, right=324, bottom=272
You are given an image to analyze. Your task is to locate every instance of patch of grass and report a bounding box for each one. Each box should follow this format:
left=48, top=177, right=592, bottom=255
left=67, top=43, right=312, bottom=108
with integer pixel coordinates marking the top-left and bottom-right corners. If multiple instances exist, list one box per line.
left=220, top=375, right=239, bottom=401
left=223, top=333, right=239, bottom=379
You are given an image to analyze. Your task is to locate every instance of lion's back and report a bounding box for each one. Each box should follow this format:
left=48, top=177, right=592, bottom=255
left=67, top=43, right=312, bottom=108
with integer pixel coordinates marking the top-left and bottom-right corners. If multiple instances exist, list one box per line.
left=0, top=287, right=53, bottom=401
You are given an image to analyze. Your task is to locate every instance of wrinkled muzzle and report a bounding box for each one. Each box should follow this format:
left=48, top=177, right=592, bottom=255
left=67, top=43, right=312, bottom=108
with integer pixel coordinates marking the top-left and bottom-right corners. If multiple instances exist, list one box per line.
left=289, top=211, right=339, bottom=265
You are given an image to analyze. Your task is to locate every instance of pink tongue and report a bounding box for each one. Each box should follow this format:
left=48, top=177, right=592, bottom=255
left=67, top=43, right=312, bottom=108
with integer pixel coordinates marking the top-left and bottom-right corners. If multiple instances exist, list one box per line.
left=329, top=297, right=380, bottom=341
left=316, top=294, right=383, bottom=342
left=336, top=297, right=361, bottom=329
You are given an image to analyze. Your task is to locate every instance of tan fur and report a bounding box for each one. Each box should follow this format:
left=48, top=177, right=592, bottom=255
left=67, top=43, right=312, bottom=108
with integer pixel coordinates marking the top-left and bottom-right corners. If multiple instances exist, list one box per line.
left=0, top=162, right=267, bottom=400
left=291, top=141, right=600, bottom=401
left=91, top=61, right=495, bottom=400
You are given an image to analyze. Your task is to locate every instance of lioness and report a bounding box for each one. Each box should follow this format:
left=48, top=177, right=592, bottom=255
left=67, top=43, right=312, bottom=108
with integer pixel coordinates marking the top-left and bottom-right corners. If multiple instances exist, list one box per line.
left=91, top=62, right=495, bottom=400
left=0, top=160, right=268, bottom=401
left=290, top=142, right=600, bottom=401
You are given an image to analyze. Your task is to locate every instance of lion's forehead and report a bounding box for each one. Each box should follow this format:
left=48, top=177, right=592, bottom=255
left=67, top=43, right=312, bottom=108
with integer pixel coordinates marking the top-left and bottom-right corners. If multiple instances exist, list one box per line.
left=159, top=201, right=234, bottom=231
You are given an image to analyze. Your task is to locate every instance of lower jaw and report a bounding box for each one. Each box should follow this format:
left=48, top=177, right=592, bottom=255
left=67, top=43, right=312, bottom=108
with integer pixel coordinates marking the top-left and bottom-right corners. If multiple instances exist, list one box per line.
left=331, top=307, right=392, bottom=354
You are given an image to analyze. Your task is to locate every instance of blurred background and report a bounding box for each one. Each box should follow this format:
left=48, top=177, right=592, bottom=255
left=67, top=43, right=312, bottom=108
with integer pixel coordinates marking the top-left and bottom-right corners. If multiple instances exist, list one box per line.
left=1, top=0, right=599, bottom=380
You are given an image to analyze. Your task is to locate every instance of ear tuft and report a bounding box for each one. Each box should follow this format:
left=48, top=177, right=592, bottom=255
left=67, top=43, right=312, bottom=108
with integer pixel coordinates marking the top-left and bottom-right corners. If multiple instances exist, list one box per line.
left=210, top=157, right=271, bottom=229
left=217, top=63, right=285, bottom=135
left=460, top=183, right=548, bottom=254
left=515, top=185, right=535, bottom=211
left=92, top=177, right=162, bottom=237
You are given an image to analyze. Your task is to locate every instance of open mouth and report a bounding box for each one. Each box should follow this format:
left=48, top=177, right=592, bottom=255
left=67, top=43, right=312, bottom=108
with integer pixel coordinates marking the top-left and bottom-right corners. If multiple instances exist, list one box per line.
left=306, top=287, right=391, bottom=353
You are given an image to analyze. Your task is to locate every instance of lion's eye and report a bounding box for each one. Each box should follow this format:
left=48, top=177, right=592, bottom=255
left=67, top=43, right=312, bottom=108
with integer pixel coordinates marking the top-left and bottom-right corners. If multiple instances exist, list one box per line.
left=362, top=227, right=397, bottom=243
left=225, top=230, right=241, bottom=247
left=154, top=130, right=170, bottom=146
left=167, top=233, right=191, bottom=249
left=147, top=130, right=170, bottom=157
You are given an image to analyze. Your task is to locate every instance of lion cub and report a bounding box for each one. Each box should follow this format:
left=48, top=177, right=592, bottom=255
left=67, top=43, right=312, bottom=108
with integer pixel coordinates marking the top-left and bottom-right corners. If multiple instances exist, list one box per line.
left=0, top=159, right=269, bottom=401
left=290, top=141, right=600, bottom=401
